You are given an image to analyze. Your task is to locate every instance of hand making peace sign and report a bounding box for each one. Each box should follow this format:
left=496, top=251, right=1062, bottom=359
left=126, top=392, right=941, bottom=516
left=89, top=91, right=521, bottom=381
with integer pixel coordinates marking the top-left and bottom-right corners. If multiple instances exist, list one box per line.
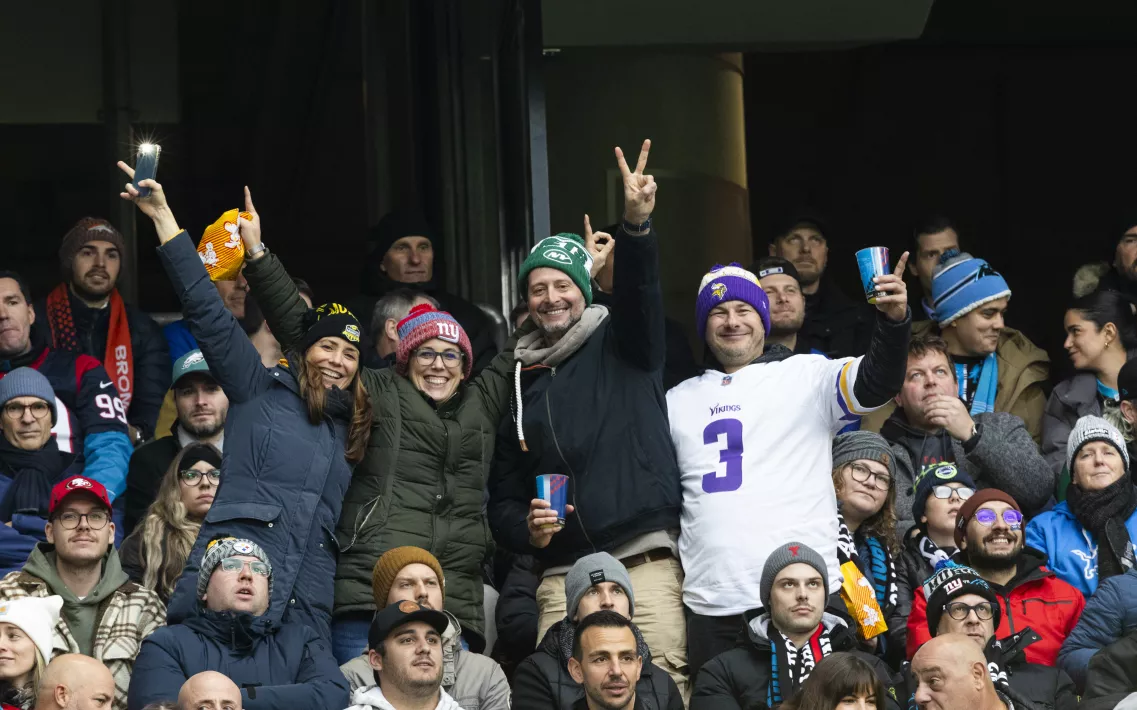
left=615, top=139, right=656, bottom=228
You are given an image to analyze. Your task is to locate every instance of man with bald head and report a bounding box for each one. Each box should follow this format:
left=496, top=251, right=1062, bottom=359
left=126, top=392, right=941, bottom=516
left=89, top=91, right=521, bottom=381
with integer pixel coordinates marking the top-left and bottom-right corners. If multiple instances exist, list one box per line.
left=177, top=671, right=242, bottom=710
left=911, top=634, right=1010, bottom=710
left=34, top=653, right=116, bottom=710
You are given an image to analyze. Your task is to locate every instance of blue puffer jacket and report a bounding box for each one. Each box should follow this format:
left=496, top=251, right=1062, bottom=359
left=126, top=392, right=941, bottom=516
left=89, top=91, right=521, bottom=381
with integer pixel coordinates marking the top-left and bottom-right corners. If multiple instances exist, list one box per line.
left=158, top=232, right=356, bottom=641
left=1025, top=500, right=1137, bottom=597
left=126, top=607, right=348, bottom=710
left=1058, top=567, right=1137, bottom=690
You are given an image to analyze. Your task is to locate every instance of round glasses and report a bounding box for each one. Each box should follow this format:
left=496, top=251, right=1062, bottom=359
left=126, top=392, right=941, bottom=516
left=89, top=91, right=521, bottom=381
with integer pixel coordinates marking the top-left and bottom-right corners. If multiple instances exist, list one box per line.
left=414, top=349, right=464, bottom=369
left=931, top=485, right=974, bottom=501
left=3, top=402, right=51, bottom=420
left=974, top=508, right=1023, bottom=528
left=179, top=468, right=221, bottom=486
left=848, top=462, right=892, bottom=490
left=219, top=557, right=269, bottom=577
left=54, top=510, right=110, bottom=530
left=945, top=601, right=995, bottom=621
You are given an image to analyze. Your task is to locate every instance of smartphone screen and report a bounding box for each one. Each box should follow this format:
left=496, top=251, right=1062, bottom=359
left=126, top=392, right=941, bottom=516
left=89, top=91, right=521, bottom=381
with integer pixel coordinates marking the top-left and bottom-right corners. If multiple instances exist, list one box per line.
left=133, top=144, right=161, bottom=198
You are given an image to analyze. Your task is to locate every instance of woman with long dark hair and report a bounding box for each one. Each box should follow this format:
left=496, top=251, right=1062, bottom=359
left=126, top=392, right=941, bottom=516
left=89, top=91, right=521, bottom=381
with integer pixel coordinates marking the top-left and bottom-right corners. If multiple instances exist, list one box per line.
left=118, top=163, right=373, bottom=642
left=779, top=653, right=886, bottom=710
left=120, top=443, right=221, bottom=602
left=1043, top=289, right=1137, bottom=489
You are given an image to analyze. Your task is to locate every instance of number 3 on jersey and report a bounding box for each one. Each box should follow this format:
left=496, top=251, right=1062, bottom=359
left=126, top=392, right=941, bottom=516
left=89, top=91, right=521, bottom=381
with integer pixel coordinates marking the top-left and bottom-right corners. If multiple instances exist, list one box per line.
left=95, top=393, right=128, bottom=424
left=702, top=418, right=743, bottom=493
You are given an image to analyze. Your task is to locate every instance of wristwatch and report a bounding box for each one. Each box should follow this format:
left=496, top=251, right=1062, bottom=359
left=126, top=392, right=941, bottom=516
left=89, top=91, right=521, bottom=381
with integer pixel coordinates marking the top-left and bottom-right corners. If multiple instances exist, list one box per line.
left=247, top=242, right=267, bottom=258
left=622, top=216, right=652, bottom=234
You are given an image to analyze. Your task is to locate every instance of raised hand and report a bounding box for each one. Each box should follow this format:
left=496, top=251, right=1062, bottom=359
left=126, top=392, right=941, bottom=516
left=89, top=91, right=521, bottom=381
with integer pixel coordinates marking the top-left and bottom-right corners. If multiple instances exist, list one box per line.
left=237, top=186, right=265, bottom=259
left=873, top=251, right=911, bottom=323
left=583, top=214, right=615, bottom=279
left=615, top=139, right=656, bottom=228
left=117, top=160, right=181, bottom=243
left=527, top=498, right=575, bottom=549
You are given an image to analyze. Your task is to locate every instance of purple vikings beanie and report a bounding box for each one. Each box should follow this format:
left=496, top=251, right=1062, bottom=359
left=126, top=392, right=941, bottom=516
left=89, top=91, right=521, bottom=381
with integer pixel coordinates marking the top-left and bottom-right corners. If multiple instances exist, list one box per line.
left=696, top=263, right=771, bottom=340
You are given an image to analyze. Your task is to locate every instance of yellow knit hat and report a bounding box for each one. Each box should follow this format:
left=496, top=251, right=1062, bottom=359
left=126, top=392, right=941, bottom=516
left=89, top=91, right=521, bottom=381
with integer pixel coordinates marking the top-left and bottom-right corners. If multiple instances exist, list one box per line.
left=371, top=546, right=446, bottom=606
left=198, top=208, right=251, bottom=281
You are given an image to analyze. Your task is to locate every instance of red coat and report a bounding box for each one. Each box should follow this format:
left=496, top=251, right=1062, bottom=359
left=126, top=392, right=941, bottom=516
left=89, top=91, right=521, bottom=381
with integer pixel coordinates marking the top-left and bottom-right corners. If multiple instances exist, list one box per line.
left=906, top=549, right=1085, bottom=666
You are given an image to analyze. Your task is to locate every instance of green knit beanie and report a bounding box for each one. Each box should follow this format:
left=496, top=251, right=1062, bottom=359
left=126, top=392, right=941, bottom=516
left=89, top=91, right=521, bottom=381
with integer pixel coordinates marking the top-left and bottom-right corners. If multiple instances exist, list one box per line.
left=517, top=233, right=594, bottom=305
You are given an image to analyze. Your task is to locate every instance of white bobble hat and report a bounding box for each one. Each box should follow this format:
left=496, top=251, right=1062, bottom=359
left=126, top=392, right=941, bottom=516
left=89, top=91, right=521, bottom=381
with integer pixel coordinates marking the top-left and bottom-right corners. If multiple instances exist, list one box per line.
left=0, top=595, right=62, bottom=665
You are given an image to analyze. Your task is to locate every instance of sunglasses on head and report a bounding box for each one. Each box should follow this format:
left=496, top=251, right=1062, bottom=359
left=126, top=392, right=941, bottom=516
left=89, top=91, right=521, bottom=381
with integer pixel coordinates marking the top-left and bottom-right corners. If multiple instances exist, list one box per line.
left=974, top=507, right=1022, bottom=528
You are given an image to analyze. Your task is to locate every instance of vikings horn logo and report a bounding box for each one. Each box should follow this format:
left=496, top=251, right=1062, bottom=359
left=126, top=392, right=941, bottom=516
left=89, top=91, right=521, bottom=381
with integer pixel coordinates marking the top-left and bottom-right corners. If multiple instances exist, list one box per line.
left=711, top=283, right=728, bottom=300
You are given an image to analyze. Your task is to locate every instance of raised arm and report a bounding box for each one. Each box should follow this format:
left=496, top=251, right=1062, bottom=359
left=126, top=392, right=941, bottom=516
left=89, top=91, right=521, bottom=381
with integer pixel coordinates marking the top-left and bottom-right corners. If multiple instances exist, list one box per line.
left=850, top=252, right=912, bottom=410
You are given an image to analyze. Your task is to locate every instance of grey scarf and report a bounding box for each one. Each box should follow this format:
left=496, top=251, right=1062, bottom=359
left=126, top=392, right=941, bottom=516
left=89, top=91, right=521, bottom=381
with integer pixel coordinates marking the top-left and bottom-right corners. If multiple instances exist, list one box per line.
left=514, top=305, right=609, bottom=367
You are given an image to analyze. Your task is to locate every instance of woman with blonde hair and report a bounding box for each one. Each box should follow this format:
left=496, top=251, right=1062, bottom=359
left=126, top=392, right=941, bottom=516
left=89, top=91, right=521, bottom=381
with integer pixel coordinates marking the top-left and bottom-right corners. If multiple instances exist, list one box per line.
left=120, top=443, right=221, bottom=603
left=0, top=596, right=61, bottom=710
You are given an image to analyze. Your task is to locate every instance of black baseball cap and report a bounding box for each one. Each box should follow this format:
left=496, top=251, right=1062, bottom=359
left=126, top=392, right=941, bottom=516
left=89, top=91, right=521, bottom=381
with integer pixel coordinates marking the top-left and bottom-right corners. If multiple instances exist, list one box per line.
left=368, top=600, right=448, bottom=649
left=770, top=213, right=830, bottom=244
left=752, top=256, right=802, bottom=286
left=1119, top=358, right=1137, bottom=402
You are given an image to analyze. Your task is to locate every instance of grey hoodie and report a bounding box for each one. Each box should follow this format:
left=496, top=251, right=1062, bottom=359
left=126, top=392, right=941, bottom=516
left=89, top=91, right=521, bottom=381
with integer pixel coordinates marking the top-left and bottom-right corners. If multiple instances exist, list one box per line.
left=23, top=543, right=129, bottom=655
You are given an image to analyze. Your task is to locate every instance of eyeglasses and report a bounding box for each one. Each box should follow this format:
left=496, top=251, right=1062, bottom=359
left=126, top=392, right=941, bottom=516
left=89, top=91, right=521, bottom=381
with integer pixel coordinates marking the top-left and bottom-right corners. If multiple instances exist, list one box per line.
left=218, top=557, right=270, bottom=577
left=847, top=462, right=892, bottom=490
left=179, top=468, right=221, bottom=486
left=974, top=508, right=1023, bottom=528
left=931, top=485, right=974, bottom=501
left=945, top=601, right=996, bottom=621
left=3, top=402, right=51, bottom=420
left=414, top=349, right=464, bottom=368
left=54, top=511, right=110, bottom=530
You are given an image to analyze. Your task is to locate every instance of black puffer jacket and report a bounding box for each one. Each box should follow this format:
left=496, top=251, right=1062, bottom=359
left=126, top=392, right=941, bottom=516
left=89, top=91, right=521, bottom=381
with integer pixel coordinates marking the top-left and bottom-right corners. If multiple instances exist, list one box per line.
left=512, top=619, right=682, bottom=710
left=895, top=525, right=956, bottom=611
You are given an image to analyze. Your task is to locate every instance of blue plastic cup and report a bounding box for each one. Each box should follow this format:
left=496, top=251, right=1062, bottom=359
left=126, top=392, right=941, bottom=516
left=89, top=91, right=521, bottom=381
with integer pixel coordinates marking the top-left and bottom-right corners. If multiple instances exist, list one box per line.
left=855, top=247, right=891, bottom=304
left=536, top=474, right=570, bottom=525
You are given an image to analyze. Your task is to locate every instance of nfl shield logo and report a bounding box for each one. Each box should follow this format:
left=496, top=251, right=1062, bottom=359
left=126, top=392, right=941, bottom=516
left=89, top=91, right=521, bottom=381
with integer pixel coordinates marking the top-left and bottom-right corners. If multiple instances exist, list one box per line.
left=721, top=376, right=732, bottom=386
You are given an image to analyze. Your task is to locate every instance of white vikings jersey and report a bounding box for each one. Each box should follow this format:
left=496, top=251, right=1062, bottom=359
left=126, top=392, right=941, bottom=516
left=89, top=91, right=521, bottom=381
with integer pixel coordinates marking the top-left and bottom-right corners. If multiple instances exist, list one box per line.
left=668, top=354, right=878, bottom=616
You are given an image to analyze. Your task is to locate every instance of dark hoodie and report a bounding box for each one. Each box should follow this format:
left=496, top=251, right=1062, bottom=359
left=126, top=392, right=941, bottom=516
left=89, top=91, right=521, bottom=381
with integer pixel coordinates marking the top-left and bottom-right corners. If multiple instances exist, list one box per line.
left=798, top=278, right=874, bottom=359
left=512, top=618, right=682, bottom=710
left=127, top=606, right=348, bottom=710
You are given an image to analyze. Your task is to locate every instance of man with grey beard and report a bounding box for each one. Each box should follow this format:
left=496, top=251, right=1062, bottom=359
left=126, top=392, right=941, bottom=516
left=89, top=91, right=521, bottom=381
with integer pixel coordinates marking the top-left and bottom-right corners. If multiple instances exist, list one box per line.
left=488, top=140, right=689, bottom=696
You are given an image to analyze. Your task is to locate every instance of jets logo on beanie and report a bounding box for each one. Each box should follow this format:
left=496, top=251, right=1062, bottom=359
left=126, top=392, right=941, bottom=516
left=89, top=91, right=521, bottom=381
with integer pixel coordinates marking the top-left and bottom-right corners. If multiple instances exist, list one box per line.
left=518, top=233, right=594, bottom=305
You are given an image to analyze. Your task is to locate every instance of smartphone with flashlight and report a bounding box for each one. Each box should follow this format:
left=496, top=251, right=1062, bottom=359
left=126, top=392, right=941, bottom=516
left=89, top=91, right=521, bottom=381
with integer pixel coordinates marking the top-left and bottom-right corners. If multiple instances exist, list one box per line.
left=132, top=143, right=161, bottom=198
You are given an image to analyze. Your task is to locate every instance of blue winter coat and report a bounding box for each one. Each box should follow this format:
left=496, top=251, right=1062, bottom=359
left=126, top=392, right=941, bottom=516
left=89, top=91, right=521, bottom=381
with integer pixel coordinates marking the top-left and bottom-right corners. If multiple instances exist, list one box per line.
left=126, top=607, right=348, bottom=710
left=159, top=232, right=356, bottom=641
left=1058, top=567, right=1137, bottom=690
left=0, top=439, right=82, bottom=576
left=1025, top=500, right=1137, bottom=597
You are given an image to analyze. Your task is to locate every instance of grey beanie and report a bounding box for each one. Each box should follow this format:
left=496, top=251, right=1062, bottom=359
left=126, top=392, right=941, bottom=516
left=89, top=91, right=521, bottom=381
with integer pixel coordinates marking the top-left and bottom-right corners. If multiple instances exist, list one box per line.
left=0, top=367, right=57, bottom=425
left=1067, top=414, right=1130, bottom=475
left=197, top=537, right=274, bottom=601
left=832, top=430, right=895, bottom=478
left=565, top=552, right=635, bottom=620
left=760, top=542, right=829, bottom=611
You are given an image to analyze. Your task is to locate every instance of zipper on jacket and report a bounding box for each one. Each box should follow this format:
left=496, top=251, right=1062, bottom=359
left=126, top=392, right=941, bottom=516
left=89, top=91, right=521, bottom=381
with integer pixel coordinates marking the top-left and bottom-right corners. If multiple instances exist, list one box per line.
left=1002, top=593, right=1014, bottom=634
left=341, top=495, right=381, bottom=552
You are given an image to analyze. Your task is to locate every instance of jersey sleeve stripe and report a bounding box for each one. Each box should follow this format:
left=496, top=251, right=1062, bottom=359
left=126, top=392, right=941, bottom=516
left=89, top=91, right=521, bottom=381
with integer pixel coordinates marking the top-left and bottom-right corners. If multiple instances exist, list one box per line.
left=836, top=359, right=872, bottom=416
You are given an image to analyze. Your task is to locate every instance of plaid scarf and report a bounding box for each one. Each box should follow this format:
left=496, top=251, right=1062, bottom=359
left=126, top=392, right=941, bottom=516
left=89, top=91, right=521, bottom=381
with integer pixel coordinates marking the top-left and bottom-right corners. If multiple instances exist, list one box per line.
left=45, top=284, right=134, bottom=411
left=767, top=623, right=831, bottom=706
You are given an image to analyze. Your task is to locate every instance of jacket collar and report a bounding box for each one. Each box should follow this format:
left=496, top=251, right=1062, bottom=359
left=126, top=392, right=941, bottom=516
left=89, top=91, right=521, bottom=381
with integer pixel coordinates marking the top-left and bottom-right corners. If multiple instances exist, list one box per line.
left=184, top=607, right=278, bottom=654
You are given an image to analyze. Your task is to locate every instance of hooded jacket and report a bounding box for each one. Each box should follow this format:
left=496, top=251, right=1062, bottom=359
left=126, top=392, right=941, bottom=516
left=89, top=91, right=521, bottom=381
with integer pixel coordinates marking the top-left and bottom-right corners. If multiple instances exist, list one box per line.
left=512, top=618, right=682, bottom=710
left=1026, top=499, right=1137, bottom=598
left=906, top=547, right=1084, bottom=666
left=0, top=438, right=81, bottom=576
left=1058, top=567, right=1137, bottom=690
left=691, top=611, right=900, bottom=710
left=860, top=321, right=1050, bottom=443
left=882, top=409, right=1054, bottom=530
left=346, top=685, right=465, bottom=710
left=1041, top=373, right=1101, bottom=481
left=157, top=232, right=354, bottom=643
left=488, top=228, right=682, bottom=567
left=0, top=542, right=166, bottom=710
left=340, top=610, right=510, bottom=710
left=127, top=605, right=347, bottom=710
left=243, top=249, right=524, bottom=641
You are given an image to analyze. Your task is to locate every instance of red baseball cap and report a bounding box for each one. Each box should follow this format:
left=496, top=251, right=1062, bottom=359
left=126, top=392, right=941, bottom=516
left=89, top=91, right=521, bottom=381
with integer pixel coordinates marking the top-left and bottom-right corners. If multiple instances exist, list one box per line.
left=49, top=476, right=112, bottom=516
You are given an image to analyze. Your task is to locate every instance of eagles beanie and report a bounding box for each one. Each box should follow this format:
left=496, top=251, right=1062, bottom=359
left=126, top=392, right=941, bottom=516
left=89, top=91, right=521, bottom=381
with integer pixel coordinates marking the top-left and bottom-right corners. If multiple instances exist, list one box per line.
left=760, top=541, right=828, bottom=611
left=696, top=263, right=771, bottom=340
left=371, top=546, right=446, bottom=607
left=518, top=233, right=594, bottom=305
left=931, top=250, right=1011, bottom=326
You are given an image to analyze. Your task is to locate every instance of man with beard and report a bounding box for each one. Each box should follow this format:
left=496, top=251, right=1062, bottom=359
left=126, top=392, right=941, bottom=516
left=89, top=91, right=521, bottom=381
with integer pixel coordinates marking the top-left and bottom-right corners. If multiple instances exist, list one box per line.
left=122, top=350, right=228, bottom=535
left=1072, top=216, right=1137, bottom=299
left=767, top=214, right=871, bottom=359
left=488, top=140, right=689, bottom=691
left=669, top=253, right=911, bottom=674
left=343, top=601, right=460, bottom=710
left=906, top=490, right=1085, bottom=666
left=34, top=218, right=169, bottom=444
left=0, top=272, right=132, bottom=503
left=879, top=334, right=1052, bottom=530
left=568, top=611, right=667, bottom=710
left=752, top=257, right=815, bottom=355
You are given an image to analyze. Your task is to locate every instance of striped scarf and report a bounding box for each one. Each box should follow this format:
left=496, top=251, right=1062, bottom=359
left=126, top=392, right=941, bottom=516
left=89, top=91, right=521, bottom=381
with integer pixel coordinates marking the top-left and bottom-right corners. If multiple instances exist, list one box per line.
left=45, top=284, right=135, bottom=411
left=768, top=623, right=830, bottom=706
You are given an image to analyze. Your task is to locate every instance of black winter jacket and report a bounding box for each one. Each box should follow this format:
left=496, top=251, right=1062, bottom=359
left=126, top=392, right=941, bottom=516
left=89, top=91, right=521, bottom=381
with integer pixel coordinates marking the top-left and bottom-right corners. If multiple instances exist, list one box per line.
left=1083, top=628, right=1137, bottom=703
left=512, top=619, right=682, bottom=710
left=488, top=228, right=681, bottom=565
left=798, top=279, right=873, bottom=359
left=691, top=611, right=901, bottom=710
left=123, top=433, right=180, bottom=536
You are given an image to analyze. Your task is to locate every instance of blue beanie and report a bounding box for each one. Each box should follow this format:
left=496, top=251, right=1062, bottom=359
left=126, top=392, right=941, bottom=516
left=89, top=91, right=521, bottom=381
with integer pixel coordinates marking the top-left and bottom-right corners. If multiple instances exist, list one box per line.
left=696, top=263, right=771, bottom=340
left=0, top=368, right=57, bottom=425
left=931, top=250, right=1011, bottom=326
left=911, top=461, right=976, bottom=527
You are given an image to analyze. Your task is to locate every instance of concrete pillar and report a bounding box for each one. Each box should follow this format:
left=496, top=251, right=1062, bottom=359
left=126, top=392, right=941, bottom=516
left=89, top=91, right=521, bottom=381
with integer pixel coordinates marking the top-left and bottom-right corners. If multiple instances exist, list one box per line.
left=543, top=51, right=750, bottom=354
